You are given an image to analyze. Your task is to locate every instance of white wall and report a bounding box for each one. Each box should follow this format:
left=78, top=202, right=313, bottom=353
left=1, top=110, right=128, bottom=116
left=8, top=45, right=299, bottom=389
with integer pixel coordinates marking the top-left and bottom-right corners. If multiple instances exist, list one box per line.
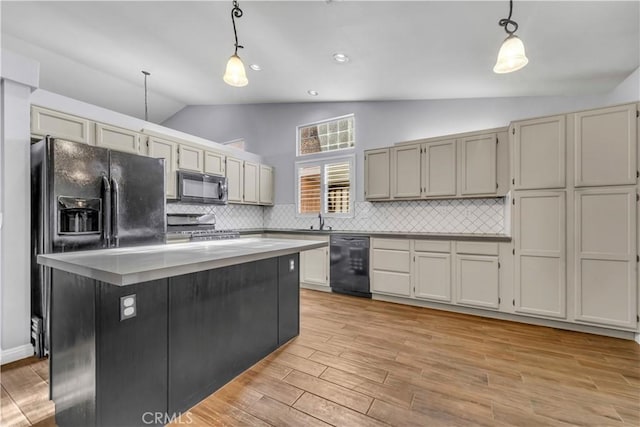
left=606, top=67, right=640, bottom=105
left=162, top=91, right=628, bottom=205
left=0, top=50, right=39, bottom=364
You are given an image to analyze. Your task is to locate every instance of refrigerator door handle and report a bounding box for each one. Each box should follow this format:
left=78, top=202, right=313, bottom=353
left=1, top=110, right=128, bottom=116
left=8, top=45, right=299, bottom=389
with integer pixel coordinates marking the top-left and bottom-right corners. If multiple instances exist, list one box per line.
left=111, top=177, right=120, bottom=247
left=102, top=175, right=111, bottom=248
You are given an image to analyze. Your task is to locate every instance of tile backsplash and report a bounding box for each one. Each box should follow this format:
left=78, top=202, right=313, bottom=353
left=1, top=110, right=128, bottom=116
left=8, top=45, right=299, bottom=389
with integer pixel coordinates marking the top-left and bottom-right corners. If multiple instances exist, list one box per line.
left=168, top=198, right=507, bottom=234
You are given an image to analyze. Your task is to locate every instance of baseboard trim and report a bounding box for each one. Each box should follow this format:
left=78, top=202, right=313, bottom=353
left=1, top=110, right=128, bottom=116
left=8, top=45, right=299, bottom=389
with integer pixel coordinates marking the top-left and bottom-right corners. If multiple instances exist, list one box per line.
left=1, top=344, right=35, bottom=365
left=372, top=293, right=637, bottom=341
left=300, top=283, right=331, bottom=293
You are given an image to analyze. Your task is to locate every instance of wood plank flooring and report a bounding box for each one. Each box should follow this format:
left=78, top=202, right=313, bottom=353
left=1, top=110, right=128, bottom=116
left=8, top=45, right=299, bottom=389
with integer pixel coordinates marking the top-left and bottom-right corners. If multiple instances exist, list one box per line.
left=2, top=289, right=639, bottom=426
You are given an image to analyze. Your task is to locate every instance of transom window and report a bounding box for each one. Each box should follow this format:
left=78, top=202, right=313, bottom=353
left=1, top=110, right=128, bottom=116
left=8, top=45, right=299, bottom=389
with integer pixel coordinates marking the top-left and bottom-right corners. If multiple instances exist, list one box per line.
left=297, top=114, right=355, bottom=156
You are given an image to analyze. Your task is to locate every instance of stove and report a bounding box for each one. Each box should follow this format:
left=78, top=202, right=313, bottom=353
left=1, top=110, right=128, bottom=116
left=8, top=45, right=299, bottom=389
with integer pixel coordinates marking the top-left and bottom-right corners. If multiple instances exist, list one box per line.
left=166, top=213, right=240, bottom=242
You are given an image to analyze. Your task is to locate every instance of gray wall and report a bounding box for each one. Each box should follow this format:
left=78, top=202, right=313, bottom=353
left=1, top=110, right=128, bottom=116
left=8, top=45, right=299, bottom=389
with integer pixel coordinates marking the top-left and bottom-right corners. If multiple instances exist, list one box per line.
left=162, top=71, right=639, bottom=205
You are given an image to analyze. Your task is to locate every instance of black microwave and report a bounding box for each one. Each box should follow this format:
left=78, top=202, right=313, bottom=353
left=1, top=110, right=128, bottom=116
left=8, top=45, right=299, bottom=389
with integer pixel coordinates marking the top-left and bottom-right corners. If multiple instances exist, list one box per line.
left=176, top=171, right=228, bottom=205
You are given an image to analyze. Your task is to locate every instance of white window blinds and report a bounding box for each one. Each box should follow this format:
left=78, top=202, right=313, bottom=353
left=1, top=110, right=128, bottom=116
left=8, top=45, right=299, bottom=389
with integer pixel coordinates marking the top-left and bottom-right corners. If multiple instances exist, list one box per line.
left=296, top=156, right=354, bottom=217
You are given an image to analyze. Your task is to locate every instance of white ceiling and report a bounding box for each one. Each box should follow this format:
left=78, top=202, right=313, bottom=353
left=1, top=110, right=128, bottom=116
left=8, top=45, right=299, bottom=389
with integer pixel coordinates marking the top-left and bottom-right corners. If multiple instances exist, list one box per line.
left=2, top=1, right=639, bottom=123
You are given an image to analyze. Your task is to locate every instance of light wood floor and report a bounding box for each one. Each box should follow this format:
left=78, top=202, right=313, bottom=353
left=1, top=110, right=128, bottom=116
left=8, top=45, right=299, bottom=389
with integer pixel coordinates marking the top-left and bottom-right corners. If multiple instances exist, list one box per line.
left=3, top=289, right=639, bottom=426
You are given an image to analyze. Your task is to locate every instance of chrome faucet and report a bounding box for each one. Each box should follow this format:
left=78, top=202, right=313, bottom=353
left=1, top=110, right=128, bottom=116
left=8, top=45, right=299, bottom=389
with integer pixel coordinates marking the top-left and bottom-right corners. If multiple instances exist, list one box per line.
left=318, top=213, right=325, bottom=231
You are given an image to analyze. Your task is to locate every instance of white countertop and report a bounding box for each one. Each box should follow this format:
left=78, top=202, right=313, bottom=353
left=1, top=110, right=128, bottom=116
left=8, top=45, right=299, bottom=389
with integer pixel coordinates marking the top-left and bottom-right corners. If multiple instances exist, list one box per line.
left=37, top=238, right=327, bottom=286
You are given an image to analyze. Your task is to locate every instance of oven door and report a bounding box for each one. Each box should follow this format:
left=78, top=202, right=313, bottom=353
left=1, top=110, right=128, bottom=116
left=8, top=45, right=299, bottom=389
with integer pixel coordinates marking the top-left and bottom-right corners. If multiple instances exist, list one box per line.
left=177, top=171, right=228, bottom=204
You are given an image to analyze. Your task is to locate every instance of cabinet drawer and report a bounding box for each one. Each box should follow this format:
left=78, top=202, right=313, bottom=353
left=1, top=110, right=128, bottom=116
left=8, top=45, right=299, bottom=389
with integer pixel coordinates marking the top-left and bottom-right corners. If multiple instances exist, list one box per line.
left=372, top=238, right=410, bottom=251
left=372, top=271, right=411, bottom=297
left=456, top=241, right=499, bottom=256
left=372, top=249, right=411, bottom=273
left=414, top=240, right=451, bottom=253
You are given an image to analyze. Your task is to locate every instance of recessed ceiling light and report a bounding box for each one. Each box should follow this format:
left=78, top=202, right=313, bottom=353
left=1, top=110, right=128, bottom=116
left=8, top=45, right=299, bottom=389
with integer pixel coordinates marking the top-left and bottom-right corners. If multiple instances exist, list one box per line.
left=307, top=90, right=319, bottom=96
left=249, top=64, right=262, bottom=71
left=332, top=53, right=349, bottom=63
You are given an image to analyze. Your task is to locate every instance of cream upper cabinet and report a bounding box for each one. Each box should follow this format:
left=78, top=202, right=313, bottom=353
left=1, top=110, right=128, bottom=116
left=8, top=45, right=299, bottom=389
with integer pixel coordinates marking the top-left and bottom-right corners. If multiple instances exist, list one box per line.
left=204, top=151, right=225, bottom=176
left=243, top=161, right=259, bottom=204
left=455, top=254, right=499, bottom=309
left=512, top=115, right=566, bottom=190
left=422, top=139, right=456, bottom=197
left=414, top=252, right=451, bottom=302
left=301, top=247, right=329, bottom=287
left=178, top=144, right=204, bottom=172
left=146, top=136, right=178, bottom=199
left=371, top=238, right=412, bottom=297
left=259, top=164, right=274, bottom=205
left=514, top=191, right=566, bottom=319
left=364, top=148, right=390, bottom=199
left=31, top=106, right=91, bottom=144
left=459, top=133, right=497, bottom=196
left=574, top=104, right=638, bottom=187
left=226, top=157, right=244, bottom=203
left=391, top=144, right=421, bottom=198
left=95, top=123, right=140, bottom=154
left=574, top=187, right=637, bottom=329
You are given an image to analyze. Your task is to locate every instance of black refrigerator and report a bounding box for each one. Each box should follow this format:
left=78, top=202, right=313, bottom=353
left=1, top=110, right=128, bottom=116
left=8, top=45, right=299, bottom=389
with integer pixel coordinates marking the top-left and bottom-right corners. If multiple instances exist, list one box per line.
left=30, top=137, right=166, bottom=356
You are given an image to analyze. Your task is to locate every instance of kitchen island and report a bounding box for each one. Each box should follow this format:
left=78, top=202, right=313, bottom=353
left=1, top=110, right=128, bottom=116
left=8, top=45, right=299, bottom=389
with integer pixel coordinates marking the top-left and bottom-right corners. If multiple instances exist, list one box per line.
left=38, top=238, right=327, bottom=427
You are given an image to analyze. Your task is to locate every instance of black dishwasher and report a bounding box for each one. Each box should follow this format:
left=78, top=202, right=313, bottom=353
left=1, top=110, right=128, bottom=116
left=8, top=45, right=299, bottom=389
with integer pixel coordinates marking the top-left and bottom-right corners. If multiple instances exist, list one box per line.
left=330, top=235, right=371, bottom=298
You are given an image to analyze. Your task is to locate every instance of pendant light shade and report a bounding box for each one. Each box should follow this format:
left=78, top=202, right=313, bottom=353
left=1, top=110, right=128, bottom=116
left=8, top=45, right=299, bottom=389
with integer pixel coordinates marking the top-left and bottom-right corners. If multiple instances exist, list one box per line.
left=493, top=34, right=529, bottom=74
left=223, top=0, right=248, bottom=87
left=494, top=0, right=528, bottom=74
left=224, top=54, right=248, bottom=87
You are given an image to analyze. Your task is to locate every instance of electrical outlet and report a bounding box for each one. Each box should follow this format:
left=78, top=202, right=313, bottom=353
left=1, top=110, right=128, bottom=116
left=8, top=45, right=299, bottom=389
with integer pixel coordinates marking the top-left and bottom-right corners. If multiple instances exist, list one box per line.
left=120, top=294, right=136, bottom=321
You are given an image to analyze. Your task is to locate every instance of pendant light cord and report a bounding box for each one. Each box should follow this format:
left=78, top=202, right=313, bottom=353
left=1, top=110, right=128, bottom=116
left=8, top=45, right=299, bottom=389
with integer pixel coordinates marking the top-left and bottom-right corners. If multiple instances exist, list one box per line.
left=231, top=0, right=244, bottom=55
left=498, top=0, right=519, bottom=35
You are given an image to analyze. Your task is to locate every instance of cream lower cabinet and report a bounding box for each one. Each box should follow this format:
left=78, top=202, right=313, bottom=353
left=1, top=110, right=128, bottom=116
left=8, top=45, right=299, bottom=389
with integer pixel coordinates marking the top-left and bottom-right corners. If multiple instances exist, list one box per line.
left=300, top=246, right=329, bottom=288
left=95, top=123, right=140, bottom=154
left=371, top=239, right=412, bottom=297
left=146, top=136, right=178, bottom=199
left=414, top=252, right=451, bottom=302
left=513, top=191, right=566, bottom=319
left=455, top=254, right=499, bottom=309
left=574, top=187, right=637, bottom=329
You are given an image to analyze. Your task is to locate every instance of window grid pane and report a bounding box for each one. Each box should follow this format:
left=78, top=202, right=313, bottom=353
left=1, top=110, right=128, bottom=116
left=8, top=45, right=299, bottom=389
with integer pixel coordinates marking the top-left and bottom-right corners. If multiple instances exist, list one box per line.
left=325, top=161, right=350, bottom=214
left=298, top=116, right=355, bottom=156
left=298, top=166, right=321, bottom=214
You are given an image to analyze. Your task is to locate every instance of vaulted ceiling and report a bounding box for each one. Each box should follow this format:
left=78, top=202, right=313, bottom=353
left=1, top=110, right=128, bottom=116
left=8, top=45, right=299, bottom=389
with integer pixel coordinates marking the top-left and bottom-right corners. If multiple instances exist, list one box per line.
left=2, top=1, right=638, bottom=122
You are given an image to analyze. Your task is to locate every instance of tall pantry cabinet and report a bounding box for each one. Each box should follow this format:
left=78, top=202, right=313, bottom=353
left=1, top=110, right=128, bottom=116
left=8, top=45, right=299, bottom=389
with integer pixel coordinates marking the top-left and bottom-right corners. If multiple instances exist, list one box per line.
left=511, top=103, right=639, bottom=331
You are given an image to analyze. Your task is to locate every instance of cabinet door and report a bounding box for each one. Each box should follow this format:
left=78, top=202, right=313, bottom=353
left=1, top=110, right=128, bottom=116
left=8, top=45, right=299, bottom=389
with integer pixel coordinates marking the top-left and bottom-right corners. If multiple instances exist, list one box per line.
left=414, top=252, right=451, bottom=302
left=178, top=145, right=204, bottom=172
left=31, top=106, right=91, bottom=144
left=574, top=104, right=637, bottom=187
left=259, top=164, right=274, bottom=205
left=422, top=139, right=456, bottom=197
left=300, top=247, right=328, bottom=286
left=455, top=255, right=499, bottom=309
left=574, top=187, right=637, bottom=329
left=364, top=149, right=390, bottom=199
left=95, top=123, right=140, bottom=154
left=204, top=151, right=225, bottom=176
left=243, top=161, right=259, bottom=204
left=514, top=191, right=566, bottom=318
left=391, top=144, right=421, bottom=198
left=513, top=115, right=566, bottom=190
left=226, top=157, right=244, bottom=203
left=460, top=133, right=497, bottom=195
left=147, top=136, right=178, bottom=199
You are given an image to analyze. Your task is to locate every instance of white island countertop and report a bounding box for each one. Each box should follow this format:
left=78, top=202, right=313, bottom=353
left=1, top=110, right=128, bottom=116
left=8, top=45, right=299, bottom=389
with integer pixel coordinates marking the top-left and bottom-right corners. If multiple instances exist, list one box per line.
left=37, top=238, right=327, bottom=286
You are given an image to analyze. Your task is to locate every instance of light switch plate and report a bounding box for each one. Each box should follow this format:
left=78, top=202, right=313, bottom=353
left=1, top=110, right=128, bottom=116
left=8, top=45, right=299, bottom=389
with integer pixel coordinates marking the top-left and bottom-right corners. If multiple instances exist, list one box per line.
left=120, top=294, right=136, bottom=321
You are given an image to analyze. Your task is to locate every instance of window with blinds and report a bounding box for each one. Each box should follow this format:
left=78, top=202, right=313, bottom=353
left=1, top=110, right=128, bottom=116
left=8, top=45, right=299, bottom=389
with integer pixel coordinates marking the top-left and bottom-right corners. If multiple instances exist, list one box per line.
left=296, top=156, right=354, bottom=217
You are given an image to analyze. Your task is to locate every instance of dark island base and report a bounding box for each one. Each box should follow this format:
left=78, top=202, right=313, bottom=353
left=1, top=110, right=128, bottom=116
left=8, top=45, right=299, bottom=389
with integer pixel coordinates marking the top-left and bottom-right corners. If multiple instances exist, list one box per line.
left=50, top=254, right=300, bottom=427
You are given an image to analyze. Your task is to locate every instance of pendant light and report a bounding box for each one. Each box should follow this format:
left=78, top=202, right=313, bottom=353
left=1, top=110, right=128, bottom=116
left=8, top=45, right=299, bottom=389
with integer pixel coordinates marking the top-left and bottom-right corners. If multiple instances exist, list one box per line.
left=142, top=70, right=150, bottom=121
left=494, top=0, right=529, bottom=74
left=223, top=0, right=248, bottom=87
